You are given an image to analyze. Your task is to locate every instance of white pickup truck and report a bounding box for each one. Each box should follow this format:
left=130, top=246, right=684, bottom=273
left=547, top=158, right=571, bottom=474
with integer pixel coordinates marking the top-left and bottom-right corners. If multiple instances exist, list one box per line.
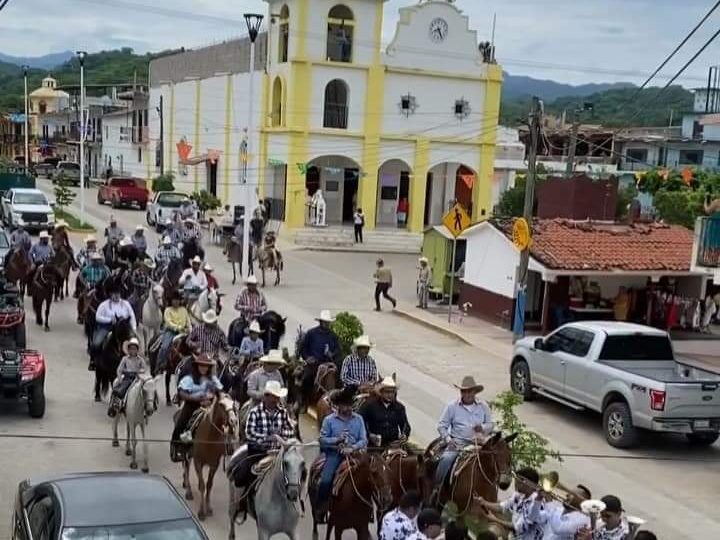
left=1, top=188, right=55, bottom=231
left=145, top=191, right=197, bottom=232
left=511, top=321, right=720, bottom=448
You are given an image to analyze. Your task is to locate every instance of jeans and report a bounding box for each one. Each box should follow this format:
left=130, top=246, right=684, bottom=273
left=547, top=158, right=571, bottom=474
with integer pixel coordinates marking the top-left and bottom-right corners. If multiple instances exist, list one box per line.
left=171, top=402, right=200, bottom=444
left=435, top=450, right=458, bottom=485
left=92, top=323, right=112, bottom=350
left=233, top=444, right=267, bottom=488
left=317, top=451, right=343, bottom=506
left=354, top=224, right=363, bottom=243
left=418, top=282, right=429, bottom=308
left=374, top=283, right=396, bottom=310
left=158, top=329, right=177, bottom=372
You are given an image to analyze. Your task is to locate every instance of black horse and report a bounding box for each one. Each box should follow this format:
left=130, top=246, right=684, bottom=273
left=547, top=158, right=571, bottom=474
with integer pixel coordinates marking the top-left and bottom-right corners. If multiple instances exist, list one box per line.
left=227, top=310, right=287, bottom=353
left=161, top=258, right=185, bottom=307
left=92, top=317, right=134, bottom=402
left=181, top=238, right=205, bottom=267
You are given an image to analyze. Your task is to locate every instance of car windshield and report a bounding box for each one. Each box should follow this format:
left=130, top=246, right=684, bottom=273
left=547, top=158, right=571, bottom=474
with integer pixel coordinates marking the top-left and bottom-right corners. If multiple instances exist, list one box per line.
left=0, top=232, right=9, bottom=249
left=598, top=335, right=674, bottom=361
left=157, top=193, right=189, bottom=207
left=14, top=192, right=48, bottom=205
left=60, top=163, right=80, bottom=170
left=62, top=519, right=204, bottom=540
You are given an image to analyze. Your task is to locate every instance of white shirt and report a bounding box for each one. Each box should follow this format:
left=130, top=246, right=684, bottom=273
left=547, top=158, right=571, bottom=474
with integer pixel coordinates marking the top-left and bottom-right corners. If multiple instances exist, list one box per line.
left=542, top=506, right=591, bottom=540
left=96, top=298, right=137, bottom=330
left=179, top=268, right=208, bottom=290
left=380, top=508, right=417, bottom=540
left=500, top=492, right=545, bottom=540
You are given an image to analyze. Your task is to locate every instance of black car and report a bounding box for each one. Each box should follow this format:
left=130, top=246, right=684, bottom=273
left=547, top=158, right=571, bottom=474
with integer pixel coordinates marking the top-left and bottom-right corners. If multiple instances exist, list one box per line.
left=13, top=472, right=208, bottom=540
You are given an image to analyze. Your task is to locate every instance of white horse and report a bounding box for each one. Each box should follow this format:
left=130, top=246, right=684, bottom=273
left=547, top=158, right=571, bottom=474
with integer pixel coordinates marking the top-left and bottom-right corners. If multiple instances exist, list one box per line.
left=228, top=439, right=306, bottom=540
left=189, top=288, right=222, bottom=325
left=111, top=376, right=157, bottom=472
left=138, top=283, right=164, bottom=355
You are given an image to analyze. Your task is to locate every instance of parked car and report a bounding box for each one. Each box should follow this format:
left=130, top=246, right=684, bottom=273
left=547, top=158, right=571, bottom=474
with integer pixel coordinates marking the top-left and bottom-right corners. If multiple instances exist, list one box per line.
left=1, top=188, right=55, bottom=231
left=97, top=176, right=149, bottom=210
left=52, top=161, right=87, bottom=186
left=146, top=191, right=196, bottom=231
left=510, top=321, right=720, bottom=448
left=12, top=472, right=208, bottom=540
left=34, top=158, right=61, bottom=178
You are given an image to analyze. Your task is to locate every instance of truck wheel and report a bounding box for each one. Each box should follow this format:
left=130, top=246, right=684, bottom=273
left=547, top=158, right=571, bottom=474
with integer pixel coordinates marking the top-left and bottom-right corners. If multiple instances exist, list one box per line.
left=111, top=197, right=119, bottom=209
left=686, top=432, right=719, bottom=446
left=603, top=401, right=638, bottom=448
left=13, top=324, right=26, bottom=349
left=97, top=191, right=103, bottom=204
left=510, top=360, right=535, bottom=400
left=146, top=213, right=154, bottom=226
left=139, top=202, right=147, bottom=211
left=28, top=382, right=46, bottom=418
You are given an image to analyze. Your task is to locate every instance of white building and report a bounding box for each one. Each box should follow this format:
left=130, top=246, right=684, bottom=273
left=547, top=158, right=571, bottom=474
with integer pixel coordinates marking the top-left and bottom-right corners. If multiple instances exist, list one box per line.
left=101, top=87, right=151, bottom=179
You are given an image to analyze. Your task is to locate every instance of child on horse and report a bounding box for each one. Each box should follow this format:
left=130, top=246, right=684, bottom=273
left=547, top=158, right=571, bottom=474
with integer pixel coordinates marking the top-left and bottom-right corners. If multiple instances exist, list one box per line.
left=108, top=337, right=147, bottom=417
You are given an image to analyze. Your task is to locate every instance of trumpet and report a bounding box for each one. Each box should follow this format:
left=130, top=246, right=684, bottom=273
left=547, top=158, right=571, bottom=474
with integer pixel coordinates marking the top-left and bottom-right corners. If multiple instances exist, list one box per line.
left=538, top=470, right=577, bottom=507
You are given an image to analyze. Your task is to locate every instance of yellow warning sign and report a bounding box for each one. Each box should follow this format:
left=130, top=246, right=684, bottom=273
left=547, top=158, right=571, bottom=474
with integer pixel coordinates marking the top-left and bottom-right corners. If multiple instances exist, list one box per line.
left=442, top=203, right=471, bottom=238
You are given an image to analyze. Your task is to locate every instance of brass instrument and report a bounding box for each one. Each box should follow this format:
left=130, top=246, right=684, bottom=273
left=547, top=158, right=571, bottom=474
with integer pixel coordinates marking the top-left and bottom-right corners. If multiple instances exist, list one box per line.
left=627, top=515, right=647, bottom=540
left=538, top=470, right=576, bottom=506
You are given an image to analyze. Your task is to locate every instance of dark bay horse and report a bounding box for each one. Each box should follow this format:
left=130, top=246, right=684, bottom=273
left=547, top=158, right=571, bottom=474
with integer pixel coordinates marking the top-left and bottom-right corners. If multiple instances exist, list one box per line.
left=28, top=264, right=62, bottom=331
left=52, top=244, right=77, bottom=301
left=148, top=332, right=192, bottom=405
left=161, top=258, right=184, bottom=307
left=182, top=238, right=204, bottom=266
left=5, top=249, right=31, bottom=296
left=227, top=310, right=287, bottom=352
left=93, top=317, right=134, bottom=402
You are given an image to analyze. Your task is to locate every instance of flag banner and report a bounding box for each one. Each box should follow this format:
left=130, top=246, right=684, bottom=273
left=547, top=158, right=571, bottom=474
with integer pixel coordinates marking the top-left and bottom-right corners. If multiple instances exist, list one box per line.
left=461, top=173, right=475, bottom=189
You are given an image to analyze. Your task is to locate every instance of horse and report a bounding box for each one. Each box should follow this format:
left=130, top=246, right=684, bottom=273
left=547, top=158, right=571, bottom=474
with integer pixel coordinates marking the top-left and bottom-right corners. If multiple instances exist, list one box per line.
left=93, top=317, right=134, bottom=402
left=189, top=288, right=222, bottom=325
left=227, top=310, right=287, bottom=352
left=111, top=375, right=157, bottom=472
left=52, top=244, right=77, bottom=301
left=161, top=258, right=184, bottom=306
left=182, top=237, right=205, bottom=266
left=256, top=232, right=283, bottom=287
left=182, top=393, right=238, bottom=520
left=310, top=452, right=392, bottom=540
left=4, top=249, right=31, bottom=296
left=228, top=440, right=307, bottom=540
left=378, top=448, right=426, bottom=534
left=138, top=283, right=164, bottom=355
left=311, top=363, right=340, bottom=429
left=102, top=241, right=120, bottom=269
left=28, top=264, right=62, bottom=331
left=423, top=432, right=516, bottom=515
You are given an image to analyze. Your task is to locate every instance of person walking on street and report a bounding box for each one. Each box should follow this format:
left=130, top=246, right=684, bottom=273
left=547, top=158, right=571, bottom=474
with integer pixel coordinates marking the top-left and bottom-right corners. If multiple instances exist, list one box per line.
left=373, top=258, right=397, bottom=311
left=417, top=257, right=433, bottom=309
left=353, top=207, right=365, bottom=243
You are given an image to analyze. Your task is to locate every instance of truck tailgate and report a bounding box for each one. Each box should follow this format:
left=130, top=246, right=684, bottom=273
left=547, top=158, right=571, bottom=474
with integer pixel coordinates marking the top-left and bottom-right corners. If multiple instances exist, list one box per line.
left=664, top=382, right=720, bottom=419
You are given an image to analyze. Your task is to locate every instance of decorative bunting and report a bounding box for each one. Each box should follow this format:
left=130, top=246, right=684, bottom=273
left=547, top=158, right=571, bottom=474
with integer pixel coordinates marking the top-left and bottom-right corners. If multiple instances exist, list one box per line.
left=460, top=173, right=476, bottom=190
left=681, top=166, right=694, bottom=186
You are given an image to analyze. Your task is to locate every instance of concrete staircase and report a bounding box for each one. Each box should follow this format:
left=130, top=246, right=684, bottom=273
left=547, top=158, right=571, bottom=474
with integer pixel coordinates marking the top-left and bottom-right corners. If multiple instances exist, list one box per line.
left=293, top=227, right=422, bottom=254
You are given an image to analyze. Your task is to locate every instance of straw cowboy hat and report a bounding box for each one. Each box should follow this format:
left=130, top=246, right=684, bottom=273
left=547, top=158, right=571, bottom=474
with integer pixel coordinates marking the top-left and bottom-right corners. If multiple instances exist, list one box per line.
left=161, top=235, right=172, bottom=245
left=39, top=231, right=49, bottom=239
left=263, top=380, right=288, bottom=399
left=193, top=353, right=215, bottom=366
left=135, top=224, right=145, bottom=231
left=122, top=337, right=140, bottom=355
left=202, top=310, right=218, bottom=324
left=379, top=376, right=397, bottom=389
left=183, top=217, right=195, bottom=224
left=165, top=218, right=173, bottom=225
left=85, top=235, right=96, bottom=244
left=353, top=335, right=373, bottom=349
left=191, top=255, right=202, bottom=264
left=244, top=275, right=258, bottom=285
left=454, top=375, right=484, bottom=393
left=119, top=236, right=132, bottom=247
left=315, top=310, right=335, bottom=323
left=260, top=349, right=286, bottom=365
left=419, top=256, right=429, bottom=264
left=90, top=252, right=104, bottom=261
left=142, top=258, right=156, bottom=270
left=247, top=320, right=262, bottom=334
left=55, top=219, right=68, bottom=229
left=203, top=262, right=213, bottom=272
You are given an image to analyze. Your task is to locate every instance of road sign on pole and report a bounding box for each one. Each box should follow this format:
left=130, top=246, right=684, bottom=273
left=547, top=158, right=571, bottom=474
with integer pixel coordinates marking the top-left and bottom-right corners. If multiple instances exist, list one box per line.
left=442, top=203, right=471, bottom=238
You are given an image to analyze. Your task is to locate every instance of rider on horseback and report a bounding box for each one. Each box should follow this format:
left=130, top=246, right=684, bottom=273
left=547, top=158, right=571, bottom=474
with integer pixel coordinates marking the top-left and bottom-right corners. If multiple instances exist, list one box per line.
left=76, top=235, right=98, bottom=268
left=182, top=217, right=202, bottom=245
left=131, top=225, right=148, bottom=257
left=154, top=235, right=182, bottom=270
left=104, top=216, right=124, bottom=245
left=300, top=310, right=340, bottom=410
left=4, top=222, right=31, bottom=268
left=315, top=387, right=368, bottom=523
left=339, top=334, right=379, bottom=391
left=165, top=218, right=183, bottom=246
left=93, top=283, right=137, bottom=354
left=157, top=290, right=192, bottom=372
left=203, top=262, right=219, bottom=290
left=52, top=220, right=72, bottom=250
left=28, top=231, right=55, bottom=283
left=170, top=353, right=222, bottom=462
left=239, top=320, right=265, bottom=360
left=234, top=275, right=267, bottom=323
left=79, top=252, right=111, bottom=292
left=108, top=337, right=148, bottom=417
left=246, top=349, right=286, bottom=403
left=179, top=256, right=207, bottom=303
left=359, top=376, right=411, bottom=449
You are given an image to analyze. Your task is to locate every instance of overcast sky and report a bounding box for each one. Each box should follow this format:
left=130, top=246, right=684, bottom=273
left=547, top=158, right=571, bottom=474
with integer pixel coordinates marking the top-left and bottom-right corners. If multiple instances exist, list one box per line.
left=2, top=0, right=720, bottom=87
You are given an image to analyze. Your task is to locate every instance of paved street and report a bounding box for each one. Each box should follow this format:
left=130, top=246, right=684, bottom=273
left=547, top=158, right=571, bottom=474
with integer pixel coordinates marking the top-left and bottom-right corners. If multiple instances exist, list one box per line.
left=0, top=180, right=717, bottom=539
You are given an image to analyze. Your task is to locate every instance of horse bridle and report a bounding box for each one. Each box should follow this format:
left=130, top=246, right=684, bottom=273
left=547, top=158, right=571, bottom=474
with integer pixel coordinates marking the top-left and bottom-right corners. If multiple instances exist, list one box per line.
left=346, top=453, right=388, bottom=510
left=450, top=442, right=508, bottom=514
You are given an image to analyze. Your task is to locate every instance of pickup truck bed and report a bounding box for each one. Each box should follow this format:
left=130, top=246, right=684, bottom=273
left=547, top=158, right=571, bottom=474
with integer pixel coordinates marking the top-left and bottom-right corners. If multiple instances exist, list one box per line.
left=600, top=360, right=720, bottom=383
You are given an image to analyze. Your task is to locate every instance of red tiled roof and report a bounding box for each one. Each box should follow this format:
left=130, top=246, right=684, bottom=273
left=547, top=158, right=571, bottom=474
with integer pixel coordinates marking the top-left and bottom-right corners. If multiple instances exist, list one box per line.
left=495, top=219, right=694, bottom=272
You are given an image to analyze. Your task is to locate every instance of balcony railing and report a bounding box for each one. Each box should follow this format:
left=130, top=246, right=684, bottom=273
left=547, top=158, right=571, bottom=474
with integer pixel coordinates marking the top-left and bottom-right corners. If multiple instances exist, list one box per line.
left=696, top=216, right=720, bottom=268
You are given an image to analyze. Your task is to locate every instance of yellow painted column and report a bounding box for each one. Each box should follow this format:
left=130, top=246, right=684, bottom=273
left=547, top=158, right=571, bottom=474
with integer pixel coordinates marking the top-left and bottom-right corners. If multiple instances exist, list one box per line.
left=475, top=64, right=503, bottom=220
left=409, top=138, right=429, bottom=233
left=223, top=74, right=233, bottom=203
left=257, top=73, right=270, bottom=199
left=285, top=59, right=311, bottom=229
left=193, top=79, right=201, bottom=190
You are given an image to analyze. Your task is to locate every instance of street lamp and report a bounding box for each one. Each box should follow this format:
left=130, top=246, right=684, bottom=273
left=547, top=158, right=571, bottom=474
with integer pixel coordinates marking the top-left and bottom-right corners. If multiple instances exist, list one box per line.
left=77, top=51, right=87, bottom=225
left=241, top=13, right=264, bottom=278
left=23, top=65, right=29, bottom=169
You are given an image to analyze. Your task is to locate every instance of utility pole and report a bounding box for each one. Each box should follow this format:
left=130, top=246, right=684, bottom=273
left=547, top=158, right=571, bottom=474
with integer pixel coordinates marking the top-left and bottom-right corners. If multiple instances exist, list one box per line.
left=77, top=51, right=87, bottom=225
left=565, top=117, right=579, bottom=178
left=513, top=96, right=543, bottom=342
left=23, top=66, right=29, bottom=169
left=157, top=95, right=164, bottom=175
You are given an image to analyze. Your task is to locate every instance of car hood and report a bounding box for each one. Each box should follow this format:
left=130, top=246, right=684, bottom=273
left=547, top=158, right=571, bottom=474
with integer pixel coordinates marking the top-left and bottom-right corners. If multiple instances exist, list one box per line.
left=12, top=204, right=53, bottom=213
left=515, top=336, right=537, bottom=349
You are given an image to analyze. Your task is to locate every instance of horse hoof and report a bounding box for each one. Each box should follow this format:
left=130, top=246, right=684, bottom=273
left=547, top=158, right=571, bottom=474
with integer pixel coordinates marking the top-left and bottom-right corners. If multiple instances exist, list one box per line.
left=141, top=467, right=149, bottom=474
left=125, top=449, right=132, bottom=456
left=94, top=396, right=101, bottom=403
left=129, top=462, right=137, bottom=469
left=166, top=399, right=172, bottom=407
left=112, top=440, right=119, bottom=447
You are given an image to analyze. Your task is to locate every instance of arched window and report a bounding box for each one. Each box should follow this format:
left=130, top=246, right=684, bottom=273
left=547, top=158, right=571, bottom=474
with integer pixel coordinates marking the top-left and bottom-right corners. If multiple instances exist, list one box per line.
left=323, top=79, right=349, bottom=129
left=278, top=4, right=289, bottom=63
left=271, top=77, right=284, bottom=127
left=327, top=5, right=354, bottom=63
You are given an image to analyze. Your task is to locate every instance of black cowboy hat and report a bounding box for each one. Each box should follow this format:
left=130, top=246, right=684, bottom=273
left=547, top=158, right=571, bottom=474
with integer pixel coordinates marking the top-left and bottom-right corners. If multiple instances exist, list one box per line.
left=332, top=387, right=355, bottom=407
left=169, top=289, right=183, bottom=301
left=106, top=283, right=121, bottom=295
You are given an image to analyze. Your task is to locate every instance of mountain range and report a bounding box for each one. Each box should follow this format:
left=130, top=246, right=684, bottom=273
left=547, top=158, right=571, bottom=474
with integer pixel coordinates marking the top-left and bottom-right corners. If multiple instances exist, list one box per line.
left=0, top=51, right=74, bottom=70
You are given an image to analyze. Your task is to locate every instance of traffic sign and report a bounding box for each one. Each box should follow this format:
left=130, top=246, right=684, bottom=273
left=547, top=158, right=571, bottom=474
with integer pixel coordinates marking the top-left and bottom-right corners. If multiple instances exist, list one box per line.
left=442, top=203, right=471, bottom=237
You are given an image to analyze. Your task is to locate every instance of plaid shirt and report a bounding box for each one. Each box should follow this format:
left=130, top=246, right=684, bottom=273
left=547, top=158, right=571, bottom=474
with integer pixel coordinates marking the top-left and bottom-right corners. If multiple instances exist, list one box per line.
left=182, top=226, right=202, bottom=242
left=131, top=268, right=151, bottom=292
left=340, top=353, right=379, bottom=386
left=246, top=402, right=295, bottom=450
left=81, top=264, right=110, bottom=287
left=154, top=245, right=181, bottom=268
left=188, top=323, right=228, bottom=356
left=234, top=288, right=267, bottom=321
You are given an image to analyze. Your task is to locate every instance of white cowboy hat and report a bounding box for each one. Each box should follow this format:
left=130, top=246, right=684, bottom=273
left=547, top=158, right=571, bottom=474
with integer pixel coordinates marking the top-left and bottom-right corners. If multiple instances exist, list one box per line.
left=90, top=252, right=104, bottom=260
left=161, top=236, right=172, bottom=245
left=247, top=320, right=262, bottom=334
left=183, top=217, right=195, bottom=224
left=379, top=376, right=397, bottom=389
left=315, top=310, right=335, bottom=323
left=353, top=335, right=373, bottom=349
left=191, top=255, right=202, bottom=264
left=165, top=218, right=173, bottom=225
left=202, top=310, right=218, bottom=324
left=454, top=375, right=484, bottom=393
left=119, top=236, right=132, bottom=247
left=260, top=349, right=286, bottom=365
left=85, top=235, right=96, bottom=244
left=245, top=275, right=258, bottom=285
left=419, top=256, right=429, bottom=264
left=263, top=380, right=288, bottom=398
left=55, top=219, right=68, bottom=228
left=39, top=230, right=49, bottom=239
left=203, top=262, right=213, bottom=272
left=122, top=337, right=140, bottom=355
left=143, top=258, right=156, bottom=269
left=135, top=225, right=145, bottom=231
left=109, top=214, right=117, bottom=222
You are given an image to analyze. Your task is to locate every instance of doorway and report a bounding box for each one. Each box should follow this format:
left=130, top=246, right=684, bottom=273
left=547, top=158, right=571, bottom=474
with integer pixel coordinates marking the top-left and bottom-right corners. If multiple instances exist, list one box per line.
left=207, top=161, right=218, bottom=197
left=342, top=169, right=358, bottom=223
left=424, top=172, right=433, bottom=226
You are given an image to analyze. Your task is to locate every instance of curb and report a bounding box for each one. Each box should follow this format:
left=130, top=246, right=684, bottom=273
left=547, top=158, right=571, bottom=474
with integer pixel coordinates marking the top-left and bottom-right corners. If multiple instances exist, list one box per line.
left=391, top=308, right=474, bottom=346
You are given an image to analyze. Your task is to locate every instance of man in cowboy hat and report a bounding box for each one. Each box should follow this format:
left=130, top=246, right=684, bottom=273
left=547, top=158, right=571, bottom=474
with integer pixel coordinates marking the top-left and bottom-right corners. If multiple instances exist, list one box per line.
left=299, top=310, right=340, bottom=409
left=179, top=197, right=197, bottom=220
left=179, top=255, right=208, bottom=301
left=187, top=309, right=229, bottom=358
left=182, top=217, right=202, bottom=244
left=52, top=219, right=71, bottom=250
left=203, top=262, right=219, bottom=290
left=131, top=257, right=155, bottom=299
left=76, top=235, right=98, bottom=269
left=239, top=320, right=265, bottom=360
left=154, top=235, right=181, bottom=269
left=432, top=375, right=494, bottom=497
left=360, top=375, right=411, bottom=448
left=234, top=274, right=267, bottom=323
left=78, top=252, right=110, bottom=294
left=9, top=221, right=31, bottom=253
left=230, top=380, right=295, bottom=506
left=108, top=337, right=148, bottom=417
left=131, top=225, right=147, bottom=255
left=165, top=218, right=183, bottom=246
left=340, top=334, right=379, bottom=390
left=246, top=349, right=286, bottom=402
left=94, top=282, right=137, bottom=351
left=315, top=386, right=368, bottom=522
left=29, top=230, right=55, bottom=267
left=104, top=215, right=124, bottom=244
left=417, top=256, right=433, bottom=309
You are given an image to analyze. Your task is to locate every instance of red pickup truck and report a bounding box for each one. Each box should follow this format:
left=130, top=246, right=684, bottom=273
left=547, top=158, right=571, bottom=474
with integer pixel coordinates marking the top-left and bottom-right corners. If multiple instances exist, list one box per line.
left=97, top=177, right=149, bottom=210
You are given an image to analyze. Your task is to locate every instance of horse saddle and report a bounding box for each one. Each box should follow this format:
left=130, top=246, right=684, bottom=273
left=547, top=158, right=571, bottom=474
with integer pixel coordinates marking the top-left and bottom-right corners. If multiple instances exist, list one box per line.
left=251, top=453, right=278, bottom=477
left=309, top=456, right=353, bottom=497
left=450, top=445, right=482, bottom=480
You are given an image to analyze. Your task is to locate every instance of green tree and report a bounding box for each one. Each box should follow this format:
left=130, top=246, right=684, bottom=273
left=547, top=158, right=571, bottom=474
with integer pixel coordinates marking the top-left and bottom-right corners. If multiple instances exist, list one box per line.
left=653, top=188, right=706, bottom=229
left=53, top=174, right=76, bottom=213
left=151, top=171, right=175, bottom=192
left=330, top=312, right=364, bottom=358
left=615, top=184, right=638, bottom=220
left=495, top=164, right=548, bottom=217
left=191, top=189, right=221, bottom=219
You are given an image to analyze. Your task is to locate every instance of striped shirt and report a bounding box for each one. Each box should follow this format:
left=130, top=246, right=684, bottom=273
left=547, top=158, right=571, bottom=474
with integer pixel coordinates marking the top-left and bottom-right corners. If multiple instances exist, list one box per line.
left=246, top=402, right=295, bottom=450
left=234, top=288, right=267, bottom=321
left=154, top=245, right=181, bottom=268
left=188, top=323, right=228, bottom=356
left=81, top=264, right=110, bottom=287
left=340, top=353, right=379, bottom=387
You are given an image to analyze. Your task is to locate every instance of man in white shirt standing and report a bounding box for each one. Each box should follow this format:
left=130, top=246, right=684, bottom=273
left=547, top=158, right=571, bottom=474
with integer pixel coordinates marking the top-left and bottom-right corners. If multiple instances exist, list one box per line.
left=380, top=490, right=421, bottom=540
left=538, top=485, right=592, bottom=540
left=93, top=284, right=137, bottom=355
left=179, top=256, right=208, bottom=302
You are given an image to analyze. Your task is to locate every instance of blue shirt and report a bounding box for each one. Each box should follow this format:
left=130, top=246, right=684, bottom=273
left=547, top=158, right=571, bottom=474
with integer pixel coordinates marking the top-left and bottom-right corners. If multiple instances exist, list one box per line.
left=239, top=336, right=265, bottom=358
left=301, top=326, right=340, bottom=362
left=29, top=242, right=54, bottom=264
left=437, top=399, right=494, bottom=443
left=319, top=412, right=368, bottom=452
left=177, top=374, right=222, bottom=398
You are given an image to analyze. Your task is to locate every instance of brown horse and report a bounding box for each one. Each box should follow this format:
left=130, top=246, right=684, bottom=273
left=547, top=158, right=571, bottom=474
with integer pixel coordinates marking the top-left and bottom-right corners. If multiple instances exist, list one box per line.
left=256, top=232, right=282, bottom=287
left=313, top=363, right=340, bottom=429
left=310, top=452, right=392, bottom=540
left=51, top=244, right=76, bottom=301
left=384, top=448, right=425, bottom=507
left=424, top=432, right=516, bottom=515
left=182, top=393, right=238, bottom=520
left=5, top=249, right=32, bottom=296
left=28, top=265, right=62, bottom=331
